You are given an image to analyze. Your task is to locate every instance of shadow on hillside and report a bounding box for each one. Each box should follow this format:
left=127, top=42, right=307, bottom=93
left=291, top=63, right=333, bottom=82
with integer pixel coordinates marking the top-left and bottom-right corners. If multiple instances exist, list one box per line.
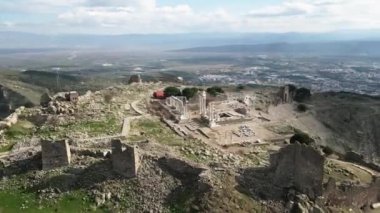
left=1, top=153, right=42, bottom=177
left=235, top=166, right=285, bottom=202
left=26, top=159, right=122, bottom=193
left=157, top=157, right=211, bottom=211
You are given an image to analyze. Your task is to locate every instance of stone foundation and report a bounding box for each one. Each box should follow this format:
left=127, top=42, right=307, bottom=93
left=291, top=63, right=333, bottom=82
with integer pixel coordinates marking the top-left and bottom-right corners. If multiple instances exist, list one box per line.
left=41, top=139, right=71, bottom=170
left=111, top=139, right=140, bottom=178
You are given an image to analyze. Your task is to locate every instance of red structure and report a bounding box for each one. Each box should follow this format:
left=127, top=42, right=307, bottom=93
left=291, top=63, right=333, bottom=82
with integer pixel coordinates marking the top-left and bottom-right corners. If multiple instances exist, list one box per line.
left=153, top=90, right=165, bottom=99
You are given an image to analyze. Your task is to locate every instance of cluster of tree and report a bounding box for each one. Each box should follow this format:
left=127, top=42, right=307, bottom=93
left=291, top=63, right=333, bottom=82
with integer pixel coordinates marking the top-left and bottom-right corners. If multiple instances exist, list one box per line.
left=163, top=87, right=199, bottom=100
left=206, top=86, right=224, bottom=97
left=294, top=87, right=311, bottom=102
left=236, top=84, right=245, bottom=91
left=286, top=84, right=311, bottom=102
left=290, top=129, right=315, bottom=145
left=163, top=86, right=225, bottom=100
left=297, top=103, right=308, bottom=112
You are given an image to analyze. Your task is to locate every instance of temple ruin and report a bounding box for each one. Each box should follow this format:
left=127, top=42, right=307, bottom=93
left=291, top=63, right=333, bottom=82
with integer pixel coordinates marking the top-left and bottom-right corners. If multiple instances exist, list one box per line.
left=165, top=96, right=189, bottom=121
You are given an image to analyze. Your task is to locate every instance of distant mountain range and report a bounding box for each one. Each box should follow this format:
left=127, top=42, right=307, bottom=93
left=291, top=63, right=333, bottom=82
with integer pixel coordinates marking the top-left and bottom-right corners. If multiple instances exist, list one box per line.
left=175, top=41, right=380, bottom=56
left=1, top=30, right=380, bottom=51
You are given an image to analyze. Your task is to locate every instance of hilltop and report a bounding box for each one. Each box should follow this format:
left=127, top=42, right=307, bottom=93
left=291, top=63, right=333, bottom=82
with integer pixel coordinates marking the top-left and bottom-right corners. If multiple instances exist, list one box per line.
left=0, top=82, right=378, bottom=212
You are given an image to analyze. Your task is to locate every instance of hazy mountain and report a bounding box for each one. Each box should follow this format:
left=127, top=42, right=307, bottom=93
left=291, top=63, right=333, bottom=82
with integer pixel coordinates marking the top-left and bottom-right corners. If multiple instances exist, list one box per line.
left=176, top=41, right=380, bottom=56
left=1, top=30, right=380, bottom=50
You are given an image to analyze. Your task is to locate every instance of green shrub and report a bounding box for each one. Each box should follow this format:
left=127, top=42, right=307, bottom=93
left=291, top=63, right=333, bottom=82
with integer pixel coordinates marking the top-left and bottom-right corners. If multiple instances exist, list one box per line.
left=164, top=87, right=181, bottom=97
left=322, top=146, right=334, bottom=156
left=206, top=86, right=224, bottom=97
left=237, top=84, right=245, bottom=91
left=290, top=130, right=314, bottom=145
left=297, top=104, right=308, bottom=112
left=294, top=88, right=311, bottom=102
left=182, top=87, right=199, bottom=100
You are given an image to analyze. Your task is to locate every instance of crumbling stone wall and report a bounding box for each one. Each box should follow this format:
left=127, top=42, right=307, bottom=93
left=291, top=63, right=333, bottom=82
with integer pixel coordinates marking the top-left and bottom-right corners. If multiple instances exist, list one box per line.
left=41, top=139, right=71, bottom=170
left=278, top=85, right=296, bottom=104
left=111, top=139, right=140, bottom=178
left=324, top=177, right=380, bottom=208
left=128, top=75, right=142, bottom=84
left=121, top=118, right=130, bottom=137
left=269, top=143, right=325, bottom=199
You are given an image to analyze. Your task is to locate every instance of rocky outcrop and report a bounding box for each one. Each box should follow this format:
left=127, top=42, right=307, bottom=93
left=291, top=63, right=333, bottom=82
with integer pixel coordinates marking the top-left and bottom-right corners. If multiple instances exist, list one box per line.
left=270, top=143, right=325, bottom=200
left=324, top=177, right=380, bottom=209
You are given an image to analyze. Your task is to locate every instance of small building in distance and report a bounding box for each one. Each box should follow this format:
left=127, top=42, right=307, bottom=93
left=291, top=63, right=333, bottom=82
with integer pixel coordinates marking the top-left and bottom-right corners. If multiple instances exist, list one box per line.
left=65, top=91, right=79, bottom=102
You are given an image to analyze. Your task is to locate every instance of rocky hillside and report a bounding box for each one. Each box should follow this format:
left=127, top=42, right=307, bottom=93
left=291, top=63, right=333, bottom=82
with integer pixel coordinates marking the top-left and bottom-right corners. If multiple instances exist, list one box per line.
left=311, top=92, right=380, bottom=165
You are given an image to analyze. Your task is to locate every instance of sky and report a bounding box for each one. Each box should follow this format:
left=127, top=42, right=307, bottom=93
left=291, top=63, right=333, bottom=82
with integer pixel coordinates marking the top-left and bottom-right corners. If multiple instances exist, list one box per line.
left=0, top=0, right=379, bottom=34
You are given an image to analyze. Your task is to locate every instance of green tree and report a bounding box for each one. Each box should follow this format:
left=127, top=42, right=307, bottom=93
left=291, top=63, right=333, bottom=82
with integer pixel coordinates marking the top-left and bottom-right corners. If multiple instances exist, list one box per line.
left=290, top=130, right=314, bottom=145
left=182, top=87, right=199, bottom=100
left=297, top=104, right=308, bottom=112
left=164, top=87, right=181, bottom=97
left=206, top=86, right=224, bottom=97
left=294, top=87, right=311, bottom=102
left=237, top=84, right=245, bottom=91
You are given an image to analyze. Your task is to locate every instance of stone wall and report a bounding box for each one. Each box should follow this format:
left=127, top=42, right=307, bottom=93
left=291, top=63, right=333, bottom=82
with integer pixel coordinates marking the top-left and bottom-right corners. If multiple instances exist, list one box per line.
left=0, top=106, right=25, bottom=134
left=324, top=177, right=380, bottom=208
left=269, top=143, right=325, bottom=199
left=111, top=139, right=140, bottom=178
left=41, top=139, right=71, bottom=170
left=121, top=118, right=130, bottom=137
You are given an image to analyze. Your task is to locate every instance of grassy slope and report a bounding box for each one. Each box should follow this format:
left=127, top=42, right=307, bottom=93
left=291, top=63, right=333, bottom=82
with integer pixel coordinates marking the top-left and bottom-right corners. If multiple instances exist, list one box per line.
left=0, top=71, right=46, bottom=106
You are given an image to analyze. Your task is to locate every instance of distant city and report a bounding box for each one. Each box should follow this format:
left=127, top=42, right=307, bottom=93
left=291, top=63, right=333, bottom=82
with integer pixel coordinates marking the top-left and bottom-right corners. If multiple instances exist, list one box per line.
left=191, top=56, right=380, bottom=96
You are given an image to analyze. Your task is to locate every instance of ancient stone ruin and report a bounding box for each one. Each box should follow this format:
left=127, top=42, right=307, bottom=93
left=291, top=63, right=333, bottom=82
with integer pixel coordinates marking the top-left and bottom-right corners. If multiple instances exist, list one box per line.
left=65, top=91, right=79, bottom=102
left=279, top=85, right=296, bottom=104
left=41, top=139, right=71, bottom=170
left=269, top=143, right=325, bottom=199
left=111, top=139, right=140, bottom=178
left=128, top=75, right=142, bottom=84
left=324, top=177, right=380, bottom=209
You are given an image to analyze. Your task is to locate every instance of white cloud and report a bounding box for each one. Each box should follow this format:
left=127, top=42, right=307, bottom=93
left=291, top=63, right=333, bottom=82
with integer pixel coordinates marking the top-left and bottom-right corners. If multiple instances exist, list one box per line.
left=0, top=0, right=380, bottom=33
left=57, top=4, right=238, bottom=33
left=245, top=0, right=380, bottom=32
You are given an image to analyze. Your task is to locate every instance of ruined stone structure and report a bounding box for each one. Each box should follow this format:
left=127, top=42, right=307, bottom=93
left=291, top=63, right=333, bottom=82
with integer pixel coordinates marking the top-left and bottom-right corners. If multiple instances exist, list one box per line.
left=324, top=177, right=380, bottom=209
left=207, top=102, right=218, bottom=127
left=128, top=74, right=142, bottom=84
left=121, top=117, right=130, bottom=137
left=269, top=143, right=325, bottom=199
left=166, top=96, right=188, bottom=120
left=199, top=91, right=207, bottom=116
left=65, top=91, right=79, bottom=102
left=279, top=85, right=296, bottom=104
left=41, top=139, right=71, bottom=170
left=111, top=139, right=140, bottom=178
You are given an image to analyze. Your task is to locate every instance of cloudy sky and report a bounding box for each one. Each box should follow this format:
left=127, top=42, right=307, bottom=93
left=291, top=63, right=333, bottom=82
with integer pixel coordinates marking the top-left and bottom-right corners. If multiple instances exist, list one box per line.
left=0, top=0, right=379, bottom=34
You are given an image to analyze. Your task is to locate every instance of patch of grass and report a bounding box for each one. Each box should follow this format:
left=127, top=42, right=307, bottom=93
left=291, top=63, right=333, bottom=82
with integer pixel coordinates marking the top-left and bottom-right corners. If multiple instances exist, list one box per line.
left=0, top=142, right=16, bottom=153
left=36, top=115, right=120, bottom=138
left=5, top=120, right=34, bottom=140
left=131, top=118, right=184, bottom=146
left=0, top=189, right=98, bottom=213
